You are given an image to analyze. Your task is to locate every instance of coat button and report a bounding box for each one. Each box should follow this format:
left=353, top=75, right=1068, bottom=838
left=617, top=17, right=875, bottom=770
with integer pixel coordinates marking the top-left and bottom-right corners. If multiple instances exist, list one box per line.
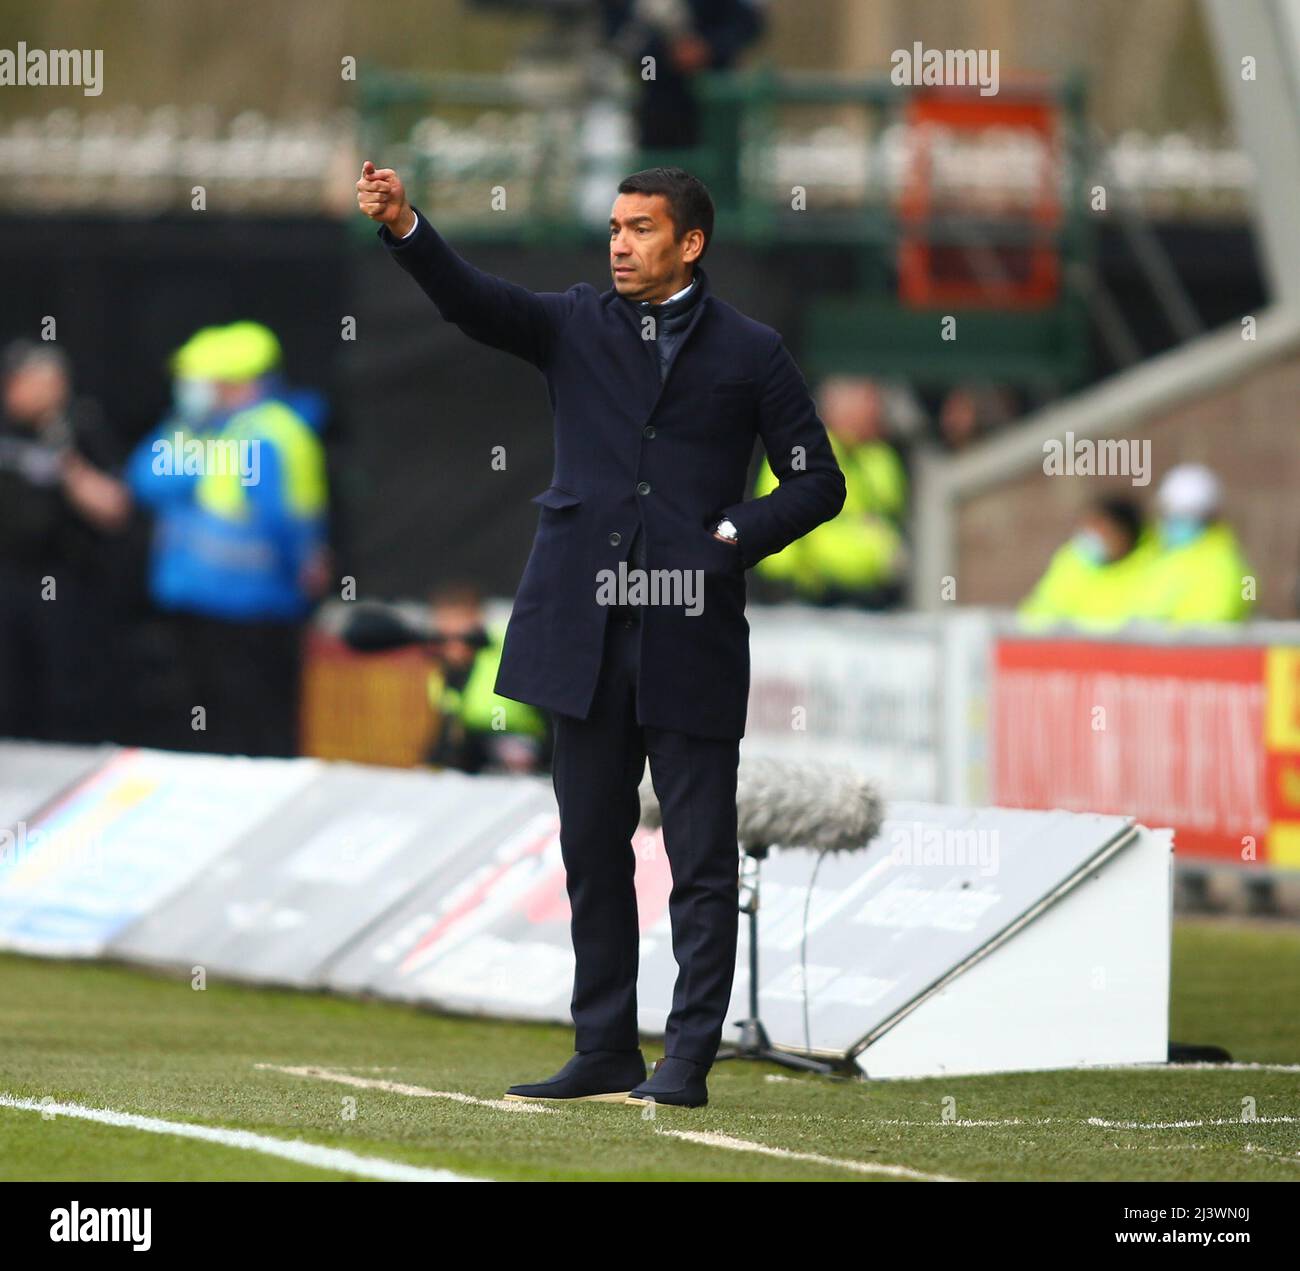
left=637, top=481, right=651, bottom=495
left=608, top=531, right=622, bottom=546
left=642, top=425, right=656, bottom=439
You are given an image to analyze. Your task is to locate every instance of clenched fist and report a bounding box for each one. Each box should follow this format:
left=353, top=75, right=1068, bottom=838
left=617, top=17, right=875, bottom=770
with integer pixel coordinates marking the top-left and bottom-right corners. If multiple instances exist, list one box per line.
left=356, top=160, right=416, bottom=238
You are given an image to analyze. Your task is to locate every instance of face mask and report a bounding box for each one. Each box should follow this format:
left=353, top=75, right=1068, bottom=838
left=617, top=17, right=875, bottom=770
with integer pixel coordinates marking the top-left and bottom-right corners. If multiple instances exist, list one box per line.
left=1160, top=516, right=1202, bottom=549
left=173, top=377, right=217, bottom=424
left=1072, top=529, right=1108, bottom=566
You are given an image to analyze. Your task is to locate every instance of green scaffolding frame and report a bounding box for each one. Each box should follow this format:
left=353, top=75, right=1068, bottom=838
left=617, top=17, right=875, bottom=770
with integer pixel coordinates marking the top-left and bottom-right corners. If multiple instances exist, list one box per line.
left=357, top=63, right=1094, bottom=390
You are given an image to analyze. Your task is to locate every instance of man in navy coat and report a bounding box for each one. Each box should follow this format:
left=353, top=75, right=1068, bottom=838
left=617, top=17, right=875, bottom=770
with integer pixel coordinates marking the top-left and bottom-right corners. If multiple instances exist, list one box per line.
left=358, top=161, right=845, bottom=1107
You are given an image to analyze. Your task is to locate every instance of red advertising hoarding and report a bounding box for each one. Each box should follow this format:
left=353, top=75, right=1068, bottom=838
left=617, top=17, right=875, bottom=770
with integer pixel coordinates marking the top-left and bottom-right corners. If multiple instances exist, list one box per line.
left=993, top=640, right=1272, bottom=864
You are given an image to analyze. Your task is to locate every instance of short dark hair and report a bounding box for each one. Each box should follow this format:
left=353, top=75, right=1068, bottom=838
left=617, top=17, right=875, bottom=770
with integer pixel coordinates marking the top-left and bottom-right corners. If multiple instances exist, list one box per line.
left=2, top=339, right=71, bottom=382
left=617, top=166, right=715, bottom=260
left=1091, top=495, right=1143, bottom=551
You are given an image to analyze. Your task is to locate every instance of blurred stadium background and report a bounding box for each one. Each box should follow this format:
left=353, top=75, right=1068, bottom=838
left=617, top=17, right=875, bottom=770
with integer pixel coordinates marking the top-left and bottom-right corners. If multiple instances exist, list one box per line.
left=2, top=0, right=1299, bottom=1188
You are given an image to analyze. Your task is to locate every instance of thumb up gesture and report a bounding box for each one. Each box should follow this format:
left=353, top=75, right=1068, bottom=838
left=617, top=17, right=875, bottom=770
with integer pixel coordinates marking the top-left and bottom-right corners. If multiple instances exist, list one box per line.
left=356, top=161, right=415, bottom=238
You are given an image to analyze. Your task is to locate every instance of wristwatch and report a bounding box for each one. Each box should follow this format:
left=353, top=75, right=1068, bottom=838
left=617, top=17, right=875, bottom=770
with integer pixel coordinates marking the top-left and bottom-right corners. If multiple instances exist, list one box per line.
left=713, top=518, right=739, bottom=543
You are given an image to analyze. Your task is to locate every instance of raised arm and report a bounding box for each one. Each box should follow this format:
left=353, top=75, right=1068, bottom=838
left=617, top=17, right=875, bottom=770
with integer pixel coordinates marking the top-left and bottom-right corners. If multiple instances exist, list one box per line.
left=356, top=160, right=577, bottom=370
left=718, top=334, right=847, bottom=568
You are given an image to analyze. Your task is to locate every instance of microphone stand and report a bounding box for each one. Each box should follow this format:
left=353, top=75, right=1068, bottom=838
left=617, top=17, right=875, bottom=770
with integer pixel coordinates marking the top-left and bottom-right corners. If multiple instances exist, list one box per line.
left=713, top=842, right=846, bottom=1075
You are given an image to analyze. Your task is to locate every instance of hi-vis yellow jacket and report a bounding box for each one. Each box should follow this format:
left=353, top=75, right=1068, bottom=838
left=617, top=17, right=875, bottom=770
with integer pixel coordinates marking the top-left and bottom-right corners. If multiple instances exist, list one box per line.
left=1133, top=523, right=1254, bottom=624
left=1019, top=529, right=1162, bottom=631
left=753, top=434, right=907, bottom=596
left=427, top=623, right=548, bottom=738
left=1020, top=523, right=1253, bottom=629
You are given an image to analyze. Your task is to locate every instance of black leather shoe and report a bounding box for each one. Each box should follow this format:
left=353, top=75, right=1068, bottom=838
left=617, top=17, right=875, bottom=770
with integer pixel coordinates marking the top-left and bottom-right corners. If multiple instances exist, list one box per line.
left=623, top=1055, right=708, bottom=1108
left=503, top=1049, right=647, bottom=1102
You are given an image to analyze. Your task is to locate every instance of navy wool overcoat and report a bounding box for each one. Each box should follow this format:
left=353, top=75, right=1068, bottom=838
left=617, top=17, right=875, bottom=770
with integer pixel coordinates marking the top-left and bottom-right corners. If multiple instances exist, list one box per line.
left=379, top=209, right=846, bottom=739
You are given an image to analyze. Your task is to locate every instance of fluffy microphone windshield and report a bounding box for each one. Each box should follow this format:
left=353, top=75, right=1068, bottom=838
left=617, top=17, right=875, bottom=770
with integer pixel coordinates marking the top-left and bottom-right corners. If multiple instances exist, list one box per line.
left=639, top=755, right=884, bottom=854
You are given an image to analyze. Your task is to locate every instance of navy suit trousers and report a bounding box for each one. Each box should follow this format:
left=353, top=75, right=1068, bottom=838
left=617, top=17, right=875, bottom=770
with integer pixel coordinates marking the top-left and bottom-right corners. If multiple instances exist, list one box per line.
left=550, top=609, right=741, bottom=1066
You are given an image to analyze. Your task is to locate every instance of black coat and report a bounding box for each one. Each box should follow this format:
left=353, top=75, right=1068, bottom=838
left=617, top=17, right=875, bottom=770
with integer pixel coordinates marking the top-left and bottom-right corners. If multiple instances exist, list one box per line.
left=379, top=209, right=846, bottom=739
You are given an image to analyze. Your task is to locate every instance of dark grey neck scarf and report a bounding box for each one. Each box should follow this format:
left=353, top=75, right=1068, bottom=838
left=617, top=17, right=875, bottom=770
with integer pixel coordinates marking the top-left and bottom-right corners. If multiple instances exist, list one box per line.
left=623, top=275, right=704, bottom=382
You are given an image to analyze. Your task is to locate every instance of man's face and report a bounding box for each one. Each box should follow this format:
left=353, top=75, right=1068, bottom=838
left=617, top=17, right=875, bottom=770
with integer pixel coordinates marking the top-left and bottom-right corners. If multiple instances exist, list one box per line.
left=431, top=601, right=482, bottom=670
left=940, top=389, right=979, bottom=448
left=1081, top=512, right=1129, bottom=563
left=821, top=379, right=884, bottom=445
left=609, top=192, right=700, bottom=302
left=3, top=362, right=69, bottom=429
left=214, top=378, right=260, bottom=411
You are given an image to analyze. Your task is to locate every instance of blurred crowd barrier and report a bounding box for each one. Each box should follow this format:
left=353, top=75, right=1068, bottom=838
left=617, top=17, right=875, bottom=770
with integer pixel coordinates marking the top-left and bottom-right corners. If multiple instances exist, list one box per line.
left=301, top=601, right=1300, bottom=877
left=0, top=98, right=1252, bottom=222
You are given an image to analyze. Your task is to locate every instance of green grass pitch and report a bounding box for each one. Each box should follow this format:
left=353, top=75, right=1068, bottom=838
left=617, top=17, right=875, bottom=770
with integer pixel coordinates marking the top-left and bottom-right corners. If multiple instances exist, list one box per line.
left=1, top=916, right=1297, bottom=1181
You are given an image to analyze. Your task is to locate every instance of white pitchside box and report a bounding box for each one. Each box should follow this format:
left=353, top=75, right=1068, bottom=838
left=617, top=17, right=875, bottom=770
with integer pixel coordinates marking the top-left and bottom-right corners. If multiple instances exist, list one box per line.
left=643, top=800, right=1176, bottom=1081
left=838, top=810, right=1174, bottom=1080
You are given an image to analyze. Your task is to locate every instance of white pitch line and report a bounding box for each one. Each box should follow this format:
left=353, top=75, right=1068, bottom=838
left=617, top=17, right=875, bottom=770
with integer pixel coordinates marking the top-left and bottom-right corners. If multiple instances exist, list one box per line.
left=256, top=1063, right=1298, bottom=1178
left=1244, top=1144, right=1300, bottom=1166
left=878, top=1117, right=1056, bottom=1127
left=1107, top=1144, right=1208, bottom=1152
left=656, top=1128, right=963, bottom=1182
left=0, top=1093, right=484, bottom=1182
left=1088, top=1115, right=1300, bottom=1130
left=261, top=1063, right=958, bottom=1179
left=868, top=1061, right=1300, bottom=1080
left=1105, top=1062, right=1300, bottom=1075
left=254, top=1063, right=554, bottom=1113
left=877, top=1113, right=1300, bottom=1130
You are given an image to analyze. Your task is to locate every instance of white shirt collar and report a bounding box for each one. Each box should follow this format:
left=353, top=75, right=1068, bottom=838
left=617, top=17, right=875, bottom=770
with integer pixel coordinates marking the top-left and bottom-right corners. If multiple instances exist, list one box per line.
left=630, top=275, right=699, bottom=310
left=662, top=278, right=696, bottom=304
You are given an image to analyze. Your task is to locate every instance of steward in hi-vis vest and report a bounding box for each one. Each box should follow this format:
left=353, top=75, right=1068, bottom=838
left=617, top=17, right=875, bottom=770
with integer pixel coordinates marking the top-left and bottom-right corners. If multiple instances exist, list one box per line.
left=126, top=321, right=330, bottom=756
